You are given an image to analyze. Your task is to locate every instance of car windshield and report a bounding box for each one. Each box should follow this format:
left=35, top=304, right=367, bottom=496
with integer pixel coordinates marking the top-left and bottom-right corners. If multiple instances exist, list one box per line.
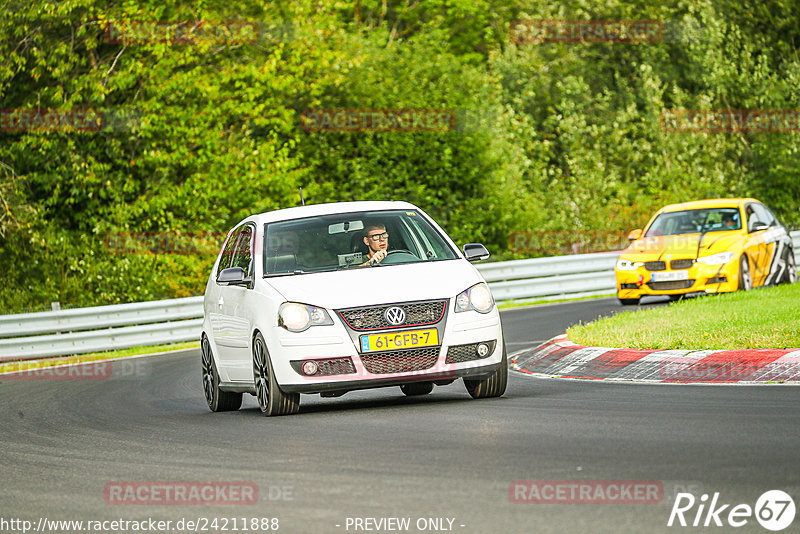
left=263, top=209, right=458, bottom=275
left=644, top=208, right=742, bottom=237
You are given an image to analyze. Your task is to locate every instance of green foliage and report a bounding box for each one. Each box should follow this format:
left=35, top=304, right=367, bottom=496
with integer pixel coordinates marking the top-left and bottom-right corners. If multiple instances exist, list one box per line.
left=1, top=0, right=799, bottom=312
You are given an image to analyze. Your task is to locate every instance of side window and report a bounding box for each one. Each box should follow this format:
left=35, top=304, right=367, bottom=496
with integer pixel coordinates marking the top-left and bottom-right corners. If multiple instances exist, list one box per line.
left=745, top=204, right=761, bottom=232
left=754, top=204, right=776, bottom=227
left=406, top=218, right=442, bottom=259
left=216, top=228, right=240, bottom=279
left=231, top=225, right=254, bottom=276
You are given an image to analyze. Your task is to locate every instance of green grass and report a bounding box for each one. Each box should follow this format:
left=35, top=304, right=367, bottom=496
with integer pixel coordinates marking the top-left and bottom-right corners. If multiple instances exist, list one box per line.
left=567, top=283, right=800, bottom=350
left=0, top=341, right=199, bottom=374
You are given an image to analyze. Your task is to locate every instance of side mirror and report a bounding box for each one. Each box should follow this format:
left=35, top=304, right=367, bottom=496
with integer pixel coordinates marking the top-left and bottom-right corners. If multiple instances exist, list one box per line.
left=463, top=243, right=490, bottom=262
left=627, top=229, right=643, bottom=241
left=749, top=221, right=769, bottom=233
left=218, top=266, right=249, bottom=285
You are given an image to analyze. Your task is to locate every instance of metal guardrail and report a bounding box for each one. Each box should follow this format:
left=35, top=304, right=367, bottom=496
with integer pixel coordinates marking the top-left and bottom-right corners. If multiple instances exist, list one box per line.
left=479, top=251, right=619, bottom=301
left=0, top=297, right=204, bottom=361
left=0, top=319, right=202, bottom=361
left=1, top=231, right=798, bottom=361
left=0, top=296, right=204, bottom=338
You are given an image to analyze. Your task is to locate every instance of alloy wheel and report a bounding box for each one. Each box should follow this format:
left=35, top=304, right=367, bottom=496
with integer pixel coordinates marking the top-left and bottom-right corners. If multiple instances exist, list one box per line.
left=201, top=337, right=216, bottom=407
left=253, top=337, right=271, bottom=411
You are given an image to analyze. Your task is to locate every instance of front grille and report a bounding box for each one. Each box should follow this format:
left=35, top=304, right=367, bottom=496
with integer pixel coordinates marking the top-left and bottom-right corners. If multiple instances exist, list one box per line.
left=360, top=347, right=440, bottom=374
left=337, top=300, right=446, bottom=331
left=445, top=340, right=497, bottom=364
left=646, top=280, right=695, bottom=290
left=645, top=261, right=666, bottom=271
left=706, top=276, right=727, bottom=284
left=290, top=357, right=356, bottom=376
left=670, top=259, right=694, bottom=270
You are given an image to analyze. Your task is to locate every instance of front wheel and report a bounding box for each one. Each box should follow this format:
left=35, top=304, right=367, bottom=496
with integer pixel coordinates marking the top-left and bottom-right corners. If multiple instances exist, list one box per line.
left=463, top=343, right=507, bottom=399
left=201, top=335, right=242, bottom=412
left=738, top=255, right=752, bottom=291
left=781, top=249, right=798, bottom=284
left=619, top=298, right=640, bottom=306
left=253, top=333, right=300, bottom=416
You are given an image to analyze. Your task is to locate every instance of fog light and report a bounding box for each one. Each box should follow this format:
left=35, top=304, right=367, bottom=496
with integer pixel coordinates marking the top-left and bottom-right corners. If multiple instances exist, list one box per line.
left=302, top=361, right=318, bottom=375
left=477, top=343, right=489, bottom=358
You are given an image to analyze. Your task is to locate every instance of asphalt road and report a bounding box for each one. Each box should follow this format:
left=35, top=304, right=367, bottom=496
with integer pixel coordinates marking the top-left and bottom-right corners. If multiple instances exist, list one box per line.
left=1, top=297, right=798, bottom=534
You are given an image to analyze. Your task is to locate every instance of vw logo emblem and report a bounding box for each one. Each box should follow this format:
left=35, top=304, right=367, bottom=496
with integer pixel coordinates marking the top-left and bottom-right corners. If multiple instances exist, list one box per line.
left=384, top=306, right=406, bottom=325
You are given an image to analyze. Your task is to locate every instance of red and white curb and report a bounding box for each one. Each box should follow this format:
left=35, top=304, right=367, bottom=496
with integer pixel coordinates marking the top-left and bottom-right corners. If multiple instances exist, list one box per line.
left=510, top=334, right=800, bottom=384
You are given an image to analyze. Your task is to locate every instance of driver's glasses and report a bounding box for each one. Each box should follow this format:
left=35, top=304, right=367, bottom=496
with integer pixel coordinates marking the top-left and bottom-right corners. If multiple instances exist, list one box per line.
left=367, top=232, right=389, bottom=242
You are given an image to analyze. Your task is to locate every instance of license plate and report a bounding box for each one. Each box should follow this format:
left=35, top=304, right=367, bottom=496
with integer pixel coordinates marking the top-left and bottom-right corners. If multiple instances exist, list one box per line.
left=359, top=329, right=439, bottom=353
left=651, top=270, right=689, bottom=282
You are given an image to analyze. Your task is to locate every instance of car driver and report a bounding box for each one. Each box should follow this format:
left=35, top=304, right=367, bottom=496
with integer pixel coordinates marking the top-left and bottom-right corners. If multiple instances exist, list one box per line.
left=361, top=224, right=389, bottom=265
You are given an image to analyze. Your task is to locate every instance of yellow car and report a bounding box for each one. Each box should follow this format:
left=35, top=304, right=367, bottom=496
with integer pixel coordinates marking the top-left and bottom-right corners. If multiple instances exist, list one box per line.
left=615, top=198, right=797, bottom=305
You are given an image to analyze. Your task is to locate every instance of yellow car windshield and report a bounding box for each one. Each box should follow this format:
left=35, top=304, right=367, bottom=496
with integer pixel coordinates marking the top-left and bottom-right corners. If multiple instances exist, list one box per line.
left=645, top=208, right=741, bottom=237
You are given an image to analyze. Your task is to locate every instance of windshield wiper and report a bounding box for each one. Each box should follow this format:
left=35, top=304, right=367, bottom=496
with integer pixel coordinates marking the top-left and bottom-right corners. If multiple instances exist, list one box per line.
left=264, top=269, right=309, bottom=277
left=695, top=213, right=712, bottom=260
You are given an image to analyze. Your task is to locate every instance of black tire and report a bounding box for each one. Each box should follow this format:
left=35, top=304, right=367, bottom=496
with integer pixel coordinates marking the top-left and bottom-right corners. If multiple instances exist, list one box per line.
left=463, top=342, right=508, bottom=399
left=619, top=298, right=640, bottom=306
left=781, top=249, right=798, bottom=284
left=668, top=294, right=685, bottom=302
left=253, top=332, right=300, bottom=416
left=201, top=335, right=242, bottom=412
left=738, top=255, right=752, bottom=290
left=400, top=382, right=434, bottom=396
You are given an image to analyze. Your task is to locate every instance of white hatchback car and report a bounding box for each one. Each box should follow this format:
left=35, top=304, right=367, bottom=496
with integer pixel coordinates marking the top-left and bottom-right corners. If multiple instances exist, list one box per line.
left=201, top=201, right=506, bottom=415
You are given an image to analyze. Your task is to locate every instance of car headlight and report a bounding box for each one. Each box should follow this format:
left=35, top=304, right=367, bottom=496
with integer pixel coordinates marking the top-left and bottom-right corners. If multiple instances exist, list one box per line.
left=616, top=258, right=644, bottom=271
left=278, top=302, right=334, bottom=332
left=455, top=283, right=494, bottom=314
left=696, top=251, right=734, bottom=266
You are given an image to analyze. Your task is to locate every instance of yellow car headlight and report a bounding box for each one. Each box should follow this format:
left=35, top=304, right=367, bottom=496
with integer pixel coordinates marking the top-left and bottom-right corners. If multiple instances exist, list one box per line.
left=616, top=258, right=643, bottom=271
left=696, top=251, right=734, bottom=266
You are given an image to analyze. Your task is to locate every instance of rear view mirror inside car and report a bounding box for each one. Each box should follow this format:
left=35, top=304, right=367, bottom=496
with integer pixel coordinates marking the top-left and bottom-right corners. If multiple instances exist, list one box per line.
left=328, top=221, right=364, bottom=234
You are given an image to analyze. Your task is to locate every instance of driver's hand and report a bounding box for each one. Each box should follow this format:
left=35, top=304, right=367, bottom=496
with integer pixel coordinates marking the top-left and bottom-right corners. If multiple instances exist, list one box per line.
left=370, top=249, right=388, bottom=264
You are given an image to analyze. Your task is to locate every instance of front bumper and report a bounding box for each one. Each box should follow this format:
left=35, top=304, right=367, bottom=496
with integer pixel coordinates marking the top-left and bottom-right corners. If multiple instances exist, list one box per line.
left=615, top=259, right=740, bottom=299
left=261, top=301, right=504, bottom=393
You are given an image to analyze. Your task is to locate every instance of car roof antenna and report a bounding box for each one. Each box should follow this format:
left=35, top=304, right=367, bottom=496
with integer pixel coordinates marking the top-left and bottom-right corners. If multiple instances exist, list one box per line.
left=299, top=187, right=305, bottom=206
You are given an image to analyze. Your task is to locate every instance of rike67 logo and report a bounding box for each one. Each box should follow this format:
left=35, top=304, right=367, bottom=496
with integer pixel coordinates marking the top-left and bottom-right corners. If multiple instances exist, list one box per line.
left=668, top=490, right=795, bottom=531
